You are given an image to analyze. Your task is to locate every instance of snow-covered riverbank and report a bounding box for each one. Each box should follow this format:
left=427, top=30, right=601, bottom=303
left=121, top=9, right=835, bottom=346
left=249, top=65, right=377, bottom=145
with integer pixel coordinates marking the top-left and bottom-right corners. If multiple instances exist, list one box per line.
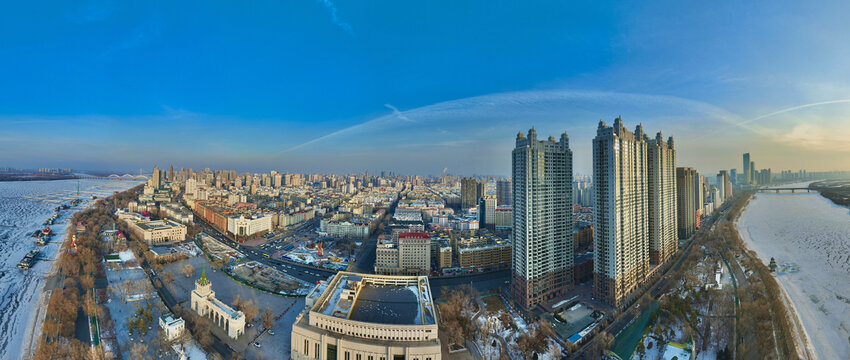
left=737, top=187, right=850, bottom=360
left=0, top=179, right=141, bottom=360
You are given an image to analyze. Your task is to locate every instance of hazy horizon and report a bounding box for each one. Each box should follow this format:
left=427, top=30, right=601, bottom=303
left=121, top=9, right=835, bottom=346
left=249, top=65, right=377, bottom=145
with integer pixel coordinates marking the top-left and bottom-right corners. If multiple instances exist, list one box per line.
left=3, top=1, right=850, bottom=175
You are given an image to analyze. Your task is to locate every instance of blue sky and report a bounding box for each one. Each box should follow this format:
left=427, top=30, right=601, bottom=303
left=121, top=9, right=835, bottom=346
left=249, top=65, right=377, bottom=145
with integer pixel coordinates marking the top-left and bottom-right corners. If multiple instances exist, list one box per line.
left=2, top=1, right=850, bottom=175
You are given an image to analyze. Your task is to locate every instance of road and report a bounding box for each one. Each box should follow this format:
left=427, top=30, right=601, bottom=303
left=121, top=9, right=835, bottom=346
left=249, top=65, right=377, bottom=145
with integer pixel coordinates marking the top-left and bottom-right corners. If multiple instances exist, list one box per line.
left=570, top=199, right=736, bottom=359
left=194, top=217, right=337, bottom=283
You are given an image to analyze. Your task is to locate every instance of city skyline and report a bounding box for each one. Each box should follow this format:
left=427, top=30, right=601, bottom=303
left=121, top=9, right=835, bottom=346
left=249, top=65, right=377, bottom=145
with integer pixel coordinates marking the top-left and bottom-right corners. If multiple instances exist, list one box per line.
left=3, top=1, right=850, bottom=174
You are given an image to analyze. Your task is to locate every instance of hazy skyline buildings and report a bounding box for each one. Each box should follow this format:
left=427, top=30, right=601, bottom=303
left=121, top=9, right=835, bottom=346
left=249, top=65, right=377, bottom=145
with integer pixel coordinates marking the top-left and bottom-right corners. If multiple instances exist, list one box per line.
left=511, top=127, right=573, bottom=311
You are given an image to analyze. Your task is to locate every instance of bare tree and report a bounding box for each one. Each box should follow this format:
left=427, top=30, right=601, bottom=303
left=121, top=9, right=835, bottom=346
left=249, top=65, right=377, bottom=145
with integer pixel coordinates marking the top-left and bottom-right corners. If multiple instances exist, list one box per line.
left=182, top=264, right=196, bottom=278
left=261, top=308, right=274, bottom=330
left=128, top=342, right=149, bottom=360
left=240, top=299, right=259, bottom=323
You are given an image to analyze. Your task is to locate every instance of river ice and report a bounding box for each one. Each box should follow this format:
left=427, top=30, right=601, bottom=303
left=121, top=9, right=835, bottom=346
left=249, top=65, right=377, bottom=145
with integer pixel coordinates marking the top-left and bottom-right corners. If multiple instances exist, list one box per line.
left=737, top=190, right=850, bottom=360
left=0, top=179, right=141, bottom=360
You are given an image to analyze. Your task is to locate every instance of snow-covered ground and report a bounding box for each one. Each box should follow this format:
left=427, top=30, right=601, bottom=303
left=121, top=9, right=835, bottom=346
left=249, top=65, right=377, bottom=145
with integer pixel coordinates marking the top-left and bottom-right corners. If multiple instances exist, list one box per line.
left=0, top=179, right=141, bottom=360
left=163, top=255, right=304, bottom=358
left=738, top=190, right=850, bottom=360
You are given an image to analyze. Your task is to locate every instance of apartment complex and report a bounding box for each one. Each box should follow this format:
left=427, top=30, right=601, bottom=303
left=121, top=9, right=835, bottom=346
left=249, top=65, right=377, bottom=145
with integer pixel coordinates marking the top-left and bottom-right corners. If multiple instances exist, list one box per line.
left=511, top=128, right=573, bottom=311
left=375, top=232, right=431, bottom=276
left=494, top=206, right=512, bottom=229
left=457, top=241, right=510, bottom=269
left=478, top=196, right=497, bottom=228
left=593, top=118, right=676, bottom=307
left=436, top=241, right=452, bottom=269
left=646, top=132, right=678, bottom=265
left=460, top=177, right=482, bottom=209
left=676, top=167, right=697, bottom=240
left=496, top=179, right=511, bottom=206
left=291, top=272, right=440, bottom=360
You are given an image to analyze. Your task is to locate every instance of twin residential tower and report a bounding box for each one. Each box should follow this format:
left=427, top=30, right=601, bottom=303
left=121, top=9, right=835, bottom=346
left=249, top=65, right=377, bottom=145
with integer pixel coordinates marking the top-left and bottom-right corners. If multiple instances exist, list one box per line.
left=511, top=117, right=677, bottom=311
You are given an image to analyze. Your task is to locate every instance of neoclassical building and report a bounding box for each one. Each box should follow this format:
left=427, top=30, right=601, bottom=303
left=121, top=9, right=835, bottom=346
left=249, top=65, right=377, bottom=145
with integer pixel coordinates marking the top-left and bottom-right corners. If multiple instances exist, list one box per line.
left=291, top=272, right=440, bottom=360
left=191, top=268, right=246, bottom=339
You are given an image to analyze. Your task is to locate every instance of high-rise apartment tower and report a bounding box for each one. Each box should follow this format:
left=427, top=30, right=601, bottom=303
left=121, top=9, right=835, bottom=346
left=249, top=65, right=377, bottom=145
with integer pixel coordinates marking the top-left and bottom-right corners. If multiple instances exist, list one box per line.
left=511, top=128, right=573, bottom=311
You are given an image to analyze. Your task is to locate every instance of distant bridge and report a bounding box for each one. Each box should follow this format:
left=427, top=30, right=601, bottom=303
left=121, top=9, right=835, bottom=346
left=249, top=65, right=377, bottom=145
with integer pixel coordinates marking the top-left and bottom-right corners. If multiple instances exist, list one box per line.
left=756, top=187, right=815, bottom=193
left=76, top=174, right=150, bottom=181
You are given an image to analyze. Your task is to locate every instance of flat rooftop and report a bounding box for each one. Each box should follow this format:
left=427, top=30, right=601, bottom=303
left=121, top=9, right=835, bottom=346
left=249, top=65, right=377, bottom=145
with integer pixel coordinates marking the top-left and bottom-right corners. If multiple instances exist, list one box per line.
left=349, top=284, right=419, bottom=324
left=136, top=219, right=183, bottom=230
left=314, top=272, right=435, bottom=326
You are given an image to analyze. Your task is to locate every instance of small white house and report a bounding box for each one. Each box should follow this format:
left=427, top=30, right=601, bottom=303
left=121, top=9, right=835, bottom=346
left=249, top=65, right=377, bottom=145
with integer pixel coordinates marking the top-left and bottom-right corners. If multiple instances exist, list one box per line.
left=159, top=313, right=185, bottom=341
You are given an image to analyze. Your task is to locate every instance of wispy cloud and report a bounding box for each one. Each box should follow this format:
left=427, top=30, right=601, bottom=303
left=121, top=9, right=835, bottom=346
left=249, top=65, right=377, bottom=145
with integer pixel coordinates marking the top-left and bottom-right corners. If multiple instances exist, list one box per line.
left=776, top=122, right=850, bottom=152
left=317, top=0, right=354, bottom=36
left=737, top=99, right=850, bottom=127
left=384, top=104, right=414, bottom=123
left=280, top=88, right=746, bottom=155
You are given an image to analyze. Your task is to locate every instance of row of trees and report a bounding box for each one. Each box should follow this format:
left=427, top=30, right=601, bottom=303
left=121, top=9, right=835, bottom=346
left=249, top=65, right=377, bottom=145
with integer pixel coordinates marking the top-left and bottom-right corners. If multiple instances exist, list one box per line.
left=34, top=185, right=145, bottom=360
left=437, top=286, right=480, bottom=347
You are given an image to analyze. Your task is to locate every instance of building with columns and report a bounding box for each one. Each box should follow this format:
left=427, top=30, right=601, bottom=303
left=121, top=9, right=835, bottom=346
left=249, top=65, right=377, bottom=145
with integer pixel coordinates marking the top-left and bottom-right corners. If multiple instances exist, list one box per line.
left=191, top=268, right=245, bottom=339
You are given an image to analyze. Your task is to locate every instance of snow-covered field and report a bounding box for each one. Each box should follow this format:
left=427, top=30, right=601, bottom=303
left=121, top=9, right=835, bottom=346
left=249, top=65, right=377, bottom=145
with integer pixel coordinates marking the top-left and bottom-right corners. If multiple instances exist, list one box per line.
left=737, top=190, right=850, bottom=360
left=0, top=179, right=141, bottom=360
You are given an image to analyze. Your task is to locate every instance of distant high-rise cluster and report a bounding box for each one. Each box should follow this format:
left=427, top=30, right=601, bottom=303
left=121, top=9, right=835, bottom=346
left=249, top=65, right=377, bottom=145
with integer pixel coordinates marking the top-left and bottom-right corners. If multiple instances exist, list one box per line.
left=511, top=128, right=573, bottom=311
left=572, top=176, right=593, bottom=206
left=740, top=153, right=773, bottom=186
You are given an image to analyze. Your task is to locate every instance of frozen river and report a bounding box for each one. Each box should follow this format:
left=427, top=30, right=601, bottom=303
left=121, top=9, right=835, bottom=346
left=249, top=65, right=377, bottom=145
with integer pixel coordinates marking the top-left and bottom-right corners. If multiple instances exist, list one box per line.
left=0, top=179, right=141, bottom=360
left=737, top=183, right=850, bottom=360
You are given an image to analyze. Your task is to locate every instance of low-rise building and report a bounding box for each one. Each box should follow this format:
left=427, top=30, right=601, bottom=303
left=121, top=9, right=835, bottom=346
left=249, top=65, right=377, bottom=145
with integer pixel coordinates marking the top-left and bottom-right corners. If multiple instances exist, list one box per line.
left=457, top=240, right=511, bottom=269
left=126, top=219, right=187, bottom=245
left=495, top=206, right=512, bottom=229
left=291, top=272, right=440, bottom=360
left=227, top=214, right=273, bottom=237
left=191, top=269, right=245, bottom=339
left=160, top=202, right=194, bottom=224
left=437, top=241, right=452, bottom=269
left=320, top=216, right=372, bottom=239
left=375, top=232, right=431, bottom=275
left=159, top=313, right=185, bottom=341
